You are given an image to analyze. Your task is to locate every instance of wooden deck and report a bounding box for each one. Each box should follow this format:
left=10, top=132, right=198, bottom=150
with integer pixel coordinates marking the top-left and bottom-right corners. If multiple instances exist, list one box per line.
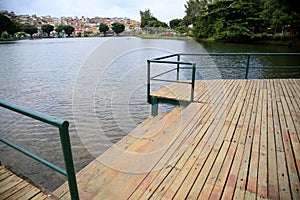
left=0, top=165, right=56, bottom=200
left=55, top=79, right=300, bottom=199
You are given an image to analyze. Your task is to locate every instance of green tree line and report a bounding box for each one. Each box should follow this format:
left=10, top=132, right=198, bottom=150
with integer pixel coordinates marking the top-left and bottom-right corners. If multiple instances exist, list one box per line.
left=139, top=0, right=300, bottom=41
left=182, top=0, right=300, bottom=41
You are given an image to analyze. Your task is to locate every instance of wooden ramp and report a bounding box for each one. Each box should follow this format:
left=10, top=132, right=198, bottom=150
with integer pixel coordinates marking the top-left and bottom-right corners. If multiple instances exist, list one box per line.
left=0, top=165, right=56, bottom=200
left=54, top=79, right=300, bottom=199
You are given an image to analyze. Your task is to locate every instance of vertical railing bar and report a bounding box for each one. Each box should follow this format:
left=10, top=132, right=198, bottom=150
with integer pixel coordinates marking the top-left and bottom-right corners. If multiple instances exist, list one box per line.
left=59, top=122, right=79, bottom=200
left=245, top=54, right=251, bottom=79
left=177, top=54, right=180, bottom=81
left=151, top=96, right=158, bottom=116
left=147, top=60, right=151, bottom=104
left=191, top=63, right=196, bottom=102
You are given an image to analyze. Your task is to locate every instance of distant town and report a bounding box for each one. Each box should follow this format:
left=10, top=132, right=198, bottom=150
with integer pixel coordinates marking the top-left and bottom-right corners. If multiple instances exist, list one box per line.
left=1, top=10, right=141, bottom=37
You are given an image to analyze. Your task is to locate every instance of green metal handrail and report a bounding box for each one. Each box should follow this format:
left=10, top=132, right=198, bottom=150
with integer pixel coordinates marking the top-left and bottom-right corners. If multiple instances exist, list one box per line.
left=147, top=58, right=196, bottom=101
left=147, top=52, right=300, bottom=115
left=0, top=100, right=79, bottom=200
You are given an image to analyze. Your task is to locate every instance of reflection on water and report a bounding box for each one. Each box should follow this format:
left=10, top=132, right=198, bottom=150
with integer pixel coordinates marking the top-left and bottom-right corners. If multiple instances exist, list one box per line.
left=0, top=37, right=299, bottom=190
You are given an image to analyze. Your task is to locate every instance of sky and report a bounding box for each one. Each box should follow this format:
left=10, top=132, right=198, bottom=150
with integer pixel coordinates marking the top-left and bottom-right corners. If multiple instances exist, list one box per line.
left=0, top=0, right=187, bottom=23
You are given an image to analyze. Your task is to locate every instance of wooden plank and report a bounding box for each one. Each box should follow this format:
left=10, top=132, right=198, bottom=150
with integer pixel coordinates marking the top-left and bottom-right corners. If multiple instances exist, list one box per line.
left=233, top=79, right=260, bottom=200
left=197, top=80, right=249, bottom=199
left=0, top=173, right=22, bottom=193
left=220, top=80, right=255, bottom=200
left=276, top=80, right=300, bottom=200
left=288, top=79, right=300, bottom=100
left=137, top=104, right=211, bottom=199
left=152, top=82, right=238, bottom=200
left=124, top=109, right=183, bottom=153
left=193, top=80, right=208, bottom=101
left=172, top=80, right=240, bottom=199
left=257, top=80, right=268, bottom=199
left=63, top=82, right=200, bottom=199
left=54, top=109, right=180, bottom=199
left=266, top=79, right=279, bottom=200
left=284, top=79, right=300, bottom=136
left=54, top=109, right=168, bottom=199
left=279, top=79, right=300, bottom=174
left=0, top=175, right=23, bottom=194
left=116, top=109, right=179, bottom=150
left=172, top=82, right=193, bottom=101
left=188, top=81, right=241, bottom=198
left=135, top=80, right=237, bottom=199
left=5, top=184, right=35, bottom=200
left=150, top=83, right=177, bottom=97
left=247, top=79, right=263, bottom=196
left=0, top=167, right=6, bottom=174
left=31, top=192, right=50, bottom=200
left=210, top=80, right=254, bottom=199
left=18, top=187, right=41, bottom=199
left=0, top=168, right=10, bottom=179
left=158, top=105, right=215, bottom=200
left=272, top=79, right=292, bottom=200
left=197, top=79, right=229, bottom=104
left=0, top=166, right=56, bottom=200
left=0, top=171, right=13, bottom=182
left=167, top=81, right=235, bottom=199
left=151, top=82, right=188, bottom=100
left=0, top=180, right=30, bottom=199
left=55, top=103, right=203, bottom=200
left=97, top=103, right=203, bottom=199
left=244, top=190, right=257, bottom=200
left=143, top=80, right=241, bottom=199
left=94, top=112, right=168, bottom=162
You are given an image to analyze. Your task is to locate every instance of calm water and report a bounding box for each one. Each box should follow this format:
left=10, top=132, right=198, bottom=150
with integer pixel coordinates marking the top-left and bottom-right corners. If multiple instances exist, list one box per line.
left=0, top=37, right=299, bottom=191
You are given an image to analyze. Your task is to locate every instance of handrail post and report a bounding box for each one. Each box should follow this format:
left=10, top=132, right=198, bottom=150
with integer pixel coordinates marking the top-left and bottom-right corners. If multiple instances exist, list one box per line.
left=245, top=54, right=251, bottom=79
left=177, top=54, right=180, bottom=81
left=151, top=96, right=158, bottom=116
left=59, top=121, right=79, bottom=200
left=147, top=60, right=151, bottom=104
left=191, top=63, right=196, bottom=102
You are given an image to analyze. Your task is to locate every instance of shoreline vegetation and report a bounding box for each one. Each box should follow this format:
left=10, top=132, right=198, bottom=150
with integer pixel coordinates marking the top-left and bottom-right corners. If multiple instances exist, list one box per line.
left=1, top=34, right=299, bottom=47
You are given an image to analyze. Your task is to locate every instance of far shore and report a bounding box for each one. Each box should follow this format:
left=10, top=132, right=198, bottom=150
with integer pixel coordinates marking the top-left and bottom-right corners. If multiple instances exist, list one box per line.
left=1, top=34, right=300, bottom=47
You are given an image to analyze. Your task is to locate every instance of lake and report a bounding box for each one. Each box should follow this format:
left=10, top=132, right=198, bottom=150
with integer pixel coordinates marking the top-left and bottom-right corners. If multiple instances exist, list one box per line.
left=0, top=37, right=299, bottom=191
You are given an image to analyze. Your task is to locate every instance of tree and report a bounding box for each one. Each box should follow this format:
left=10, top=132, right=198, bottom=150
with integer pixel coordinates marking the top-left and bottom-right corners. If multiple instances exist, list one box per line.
left=184, top=0, right=300, bottom=39
left=183, top=0, right=207, bottom=26
left=0, top=13, right=21, bottom=37
left=0, top=13, right=12, bottom=34
left=191, top=0, right=264, bottom=40
left=262, top=0, right=290, bottom=34
left=140, top=9, right=153, bottom=28
left=55, top=25, right=64, bottom=37
left=111, top=22, right=125, bottom=35
left=176, top=25, right=188, bottom=33
left=22, top=24, right=38, bottom=37
left=41, top=24, right=54, bottom=37
left=63, top=25, right=74, bottom=36
left=55, top=25, right=64, bottom=33
left=99, top=23, right=109, bottom=36
left=170, top=18, right=183, bottom=29
left=140, top=9, right=168, bottom=28
left=6, top=21, right=21, bottom=36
